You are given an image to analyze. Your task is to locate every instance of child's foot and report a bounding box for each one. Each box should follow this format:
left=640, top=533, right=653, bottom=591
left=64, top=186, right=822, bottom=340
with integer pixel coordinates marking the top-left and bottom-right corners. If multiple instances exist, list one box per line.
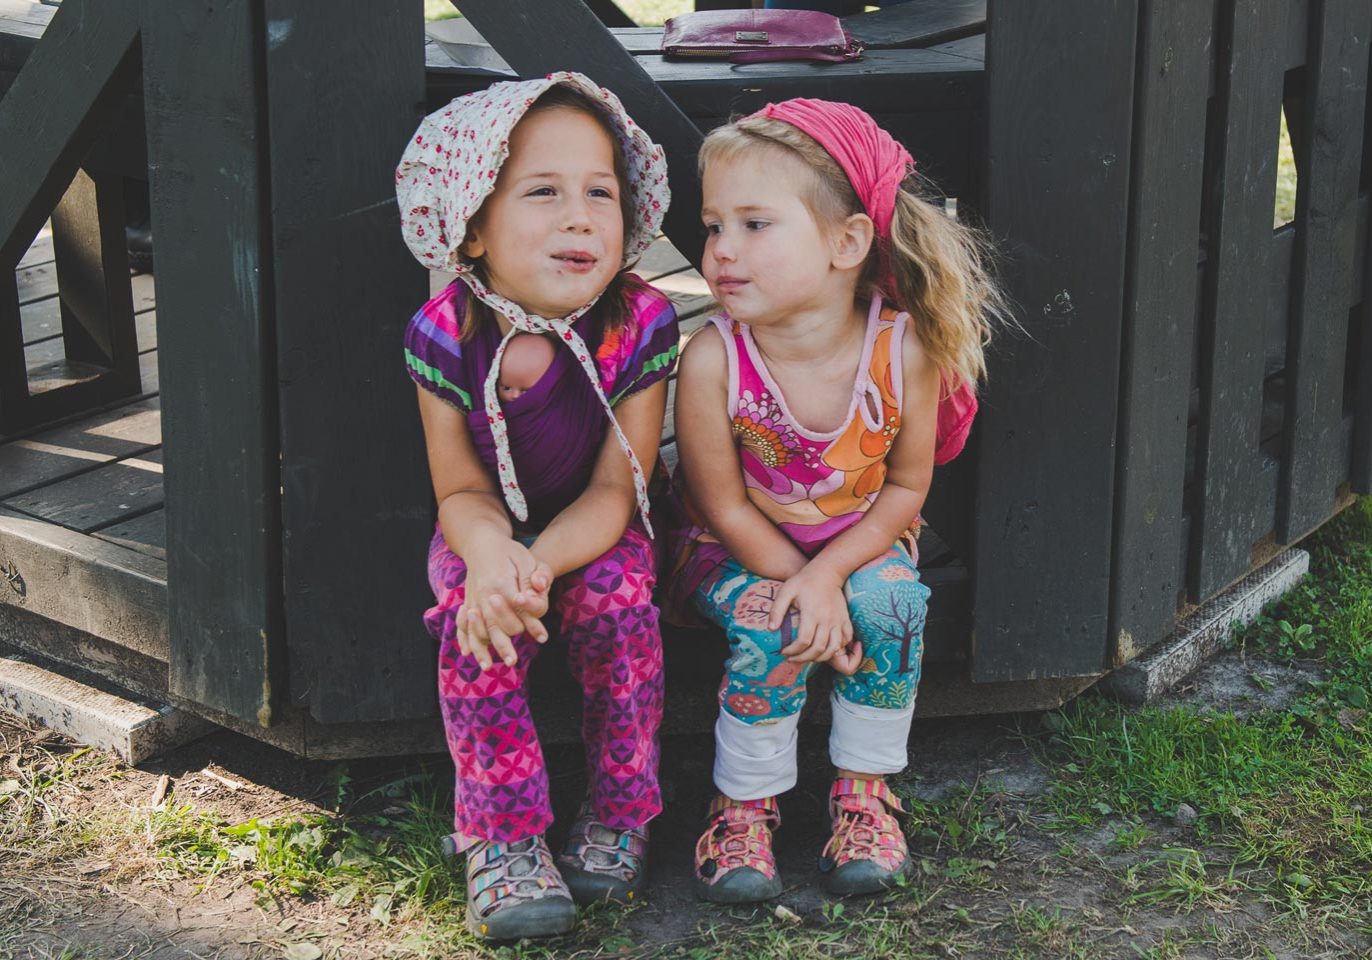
left=556, top=800, right=649, bottom=905
left=693, top=795, right=783, bottom=903
left=464, top=835, right=576, bottom=940
left=818, top=778, right=911, bottom=896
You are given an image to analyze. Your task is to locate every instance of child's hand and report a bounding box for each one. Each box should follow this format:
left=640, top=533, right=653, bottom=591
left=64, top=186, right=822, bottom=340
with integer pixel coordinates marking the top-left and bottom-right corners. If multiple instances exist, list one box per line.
left=771, top=568, right=854, bottom=667
left=459, top=541, right=552, bottom=670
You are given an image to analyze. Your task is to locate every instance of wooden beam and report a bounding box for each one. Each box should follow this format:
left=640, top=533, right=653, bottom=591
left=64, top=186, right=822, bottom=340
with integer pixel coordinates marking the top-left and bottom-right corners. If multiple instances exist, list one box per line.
left=1108, top=0, right=1214, bottom=666
left=453, top=0, right=706, bottom=267
left=143, top=0, right=284, bottom=727
left=1191, top=0, right=1289, bottom=599
left=0, top=0, right=140, bottom=267
left=263, top=0, right=437, bottom=724
left=1277, top=0, right=1371, bottom=541
left=974, top=0, right=1137, bottom=681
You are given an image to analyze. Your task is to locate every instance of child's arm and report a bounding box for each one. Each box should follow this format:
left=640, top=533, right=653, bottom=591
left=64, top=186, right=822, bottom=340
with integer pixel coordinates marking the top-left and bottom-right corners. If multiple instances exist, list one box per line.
left=675, top=327, right=810, bottom=581
left=768, top=325, right=940, bottom=672
left=417, top=387, right=550, bottom=667
left=528, top=378, right=668, bottom=577
left=800, top=322, right=941, bottom=589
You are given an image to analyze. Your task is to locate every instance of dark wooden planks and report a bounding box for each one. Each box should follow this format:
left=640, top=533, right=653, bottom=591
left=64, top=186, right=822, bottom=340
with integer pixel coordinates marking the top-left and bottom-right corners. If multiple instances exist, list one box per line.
left=974, top=0, right=1137, bottom=681
left=92, top=507, right=166, bottom=561
left=1109, top=0, right=1215, bottom=666
left=455, top=0, right=707, bottom=267
left=1277, top=0, right=1371, bottom=541
left=844, top=0, right=985, bottom=49
left=3, top=447, right=161, bottom=533
left=0, top=396, right=160, bottom=498
left=1191, top=0, right=1291, bottom=600
left=143, top=0, right=283, bottom=727
left=263, top=0, right=434, bottom=724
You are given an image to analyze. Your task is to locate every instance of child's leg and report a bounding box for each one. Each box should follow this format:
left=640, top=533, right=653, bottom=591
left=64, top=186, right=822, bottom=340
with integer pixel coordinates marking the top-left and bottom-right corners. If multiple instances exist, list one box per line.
left=688, top=558, right=809, bottom=901
left=427, top=531, right=554, bottom=851
left=549, top=524, right=662, bottom=904
left=693, top=558, right=817, bottom=799
left=830, top=546, right=929, bottom=772
left=822, top=545, right=930, bottom=895
left=553, top=523, right=665, bottom=829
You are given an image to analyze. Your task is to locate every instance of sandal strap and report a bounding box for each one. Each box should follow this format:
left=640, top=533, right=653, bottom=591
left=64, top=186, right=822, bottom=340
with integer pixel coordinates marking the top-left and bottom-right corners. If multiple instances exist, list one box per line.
left=695, top=796, right=779, bottom=879
left=823, top=779, right=908, bottom=870
left=560, top=801, right=649, bottom=881
left=467, top=836, right=570, bottom=919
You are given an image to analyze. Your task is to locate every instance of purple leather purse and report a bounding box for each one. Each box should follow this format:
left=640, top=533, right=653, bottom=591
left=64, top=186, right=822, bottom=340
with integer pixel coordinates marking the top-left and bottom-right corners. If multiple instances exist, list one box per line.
left=660, top=10, right=863, bottom=64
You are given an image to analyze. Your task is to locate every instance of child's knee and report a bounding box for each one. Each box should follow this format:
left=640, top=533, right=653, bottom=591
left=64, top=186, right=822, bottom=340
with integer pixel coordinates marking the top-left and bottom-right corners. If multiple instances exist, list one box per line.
left=561, top=538, right=658, bottom=612
left=719, top=627, right=812, bottom=724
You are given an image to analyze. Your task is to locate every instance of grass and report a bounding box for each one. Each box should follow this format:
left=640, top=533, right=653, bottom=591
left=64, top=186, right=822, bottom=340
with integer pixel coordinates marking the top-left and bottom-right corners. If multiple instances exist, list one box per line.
left=1037, top=498, right=1372, bottom=922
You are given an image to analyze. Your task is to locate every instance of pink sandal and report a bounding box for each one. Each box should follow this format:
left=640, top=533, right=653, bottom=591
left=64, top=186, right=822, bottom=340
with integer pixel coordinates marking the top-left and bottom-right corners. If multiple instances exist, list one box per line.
left=819, top=778, right=911, bottom=895
left=693, top=795, right=783, bottom=903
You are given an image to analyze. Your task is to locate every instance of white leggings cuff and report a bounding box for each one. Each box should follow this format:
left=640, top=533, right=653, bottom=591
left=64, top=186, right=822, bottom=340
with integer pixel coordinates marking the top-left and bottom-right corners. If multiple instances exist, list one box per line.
left=829, top=692, right=915, bottom=775
left=713, top=708, right=799, bottom=800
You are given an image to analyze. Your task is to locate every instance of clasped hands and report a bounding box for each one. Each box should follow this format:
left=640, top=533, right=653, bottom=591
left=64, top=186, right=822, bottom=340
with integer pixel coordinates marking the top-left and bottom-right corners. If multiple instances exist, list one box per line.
left=456, top=538, right=553, bottom=671
left=767, top=564, right=863, bottom=676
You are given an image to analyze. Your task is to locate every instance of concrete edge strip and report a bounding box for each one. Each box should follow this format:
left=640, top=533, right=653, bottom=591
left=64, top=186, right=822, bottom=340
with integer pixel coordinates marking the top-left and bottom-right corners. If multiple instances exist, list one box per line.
left=1101, top=548, right=1311, bottom=704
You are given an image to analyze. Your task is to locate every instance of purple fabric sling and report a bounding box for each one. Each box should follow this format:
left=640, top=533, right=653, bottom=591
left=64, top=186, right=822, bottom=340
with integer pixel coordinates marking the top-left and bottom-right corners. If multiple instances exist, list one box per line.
left=464, top=321, right=608, bottom=529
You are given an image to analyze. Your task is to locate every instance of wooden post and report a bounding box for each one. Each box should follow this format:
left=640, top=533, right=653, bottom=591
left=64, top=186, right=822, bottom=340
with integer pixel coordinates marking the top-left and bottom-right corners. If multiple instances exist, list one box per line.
left=453, top=0, right=706, bottom=268
left=1191, top=0, right=1289, bottom=599
left=143, top=0, right=284, bottom=726
left=1277, top=0, right=1371, bottom=541
left=975, top=0, right=1137, bottom=681
left=50, top=168, right=140, bottom=391
left=263, top=0, right=437, bottom=724
left=1108, top=0, right=1214, bottom=665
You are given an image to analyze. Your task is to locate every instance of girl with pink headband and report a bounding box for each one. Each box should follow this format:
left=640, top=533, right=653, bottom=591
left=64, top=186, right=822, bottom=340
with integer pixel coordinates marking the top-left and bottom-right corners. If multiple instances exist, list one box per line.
left=396, top=73, right=676, bottom=939
left=670, top=99, right=1008, bottom=901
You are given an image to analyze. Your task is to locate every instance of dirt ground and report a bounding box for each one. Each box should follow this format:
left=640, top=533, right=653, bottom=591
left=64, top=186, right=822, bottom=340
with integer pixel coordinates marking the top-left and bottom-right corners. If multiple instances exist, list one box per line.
left=1, top=647, right=1367, bottom=960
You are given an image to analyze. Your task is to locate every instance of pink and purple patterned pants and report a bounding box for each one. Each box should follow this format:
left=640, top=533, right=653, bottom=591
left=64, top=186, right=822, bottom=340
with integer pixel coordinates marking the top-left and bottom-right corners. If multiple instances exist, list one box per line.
left=424, top=523, right=664, bottom=850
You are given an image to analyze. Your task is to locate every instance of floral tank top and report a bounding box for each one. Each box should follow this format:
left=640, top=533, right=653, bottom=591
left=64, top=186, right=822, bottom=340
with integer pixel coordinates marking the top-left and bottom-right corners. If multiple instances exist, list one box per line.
left=672, top=295, right=920, bottom=594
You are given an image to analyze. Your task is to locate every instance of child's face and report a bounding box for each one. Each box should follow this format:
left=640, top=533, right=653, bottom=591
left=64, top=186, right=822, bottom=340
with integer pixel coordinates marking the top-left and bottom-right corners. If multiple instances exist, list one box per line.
left=700, top=149, right=847, bottom=327
left=463, top=106, right=625, bottom=321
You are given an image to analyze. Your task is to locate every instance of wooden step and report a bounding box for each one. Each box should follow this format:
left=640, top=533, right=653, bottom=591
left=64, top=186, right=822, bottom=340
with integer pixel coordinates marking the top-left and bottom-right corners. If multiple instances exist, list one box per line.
left=0, top=650, right=212, bottom=763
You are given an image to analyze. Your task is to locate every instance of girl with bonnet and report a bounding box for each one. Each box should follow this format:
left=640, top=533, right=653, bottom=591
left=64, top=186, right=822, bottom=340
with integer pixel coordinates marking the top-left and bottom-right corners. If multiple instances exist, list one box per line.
left=396, top=72, right=677, bottom=939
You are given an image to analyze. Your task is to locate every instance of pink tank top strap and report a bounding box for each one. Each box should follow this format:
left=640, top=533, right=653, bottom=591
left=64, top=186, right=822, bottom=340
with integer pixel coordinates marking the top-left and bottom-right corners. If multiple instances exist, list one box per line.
left=708, top=314, right=746, bottom=419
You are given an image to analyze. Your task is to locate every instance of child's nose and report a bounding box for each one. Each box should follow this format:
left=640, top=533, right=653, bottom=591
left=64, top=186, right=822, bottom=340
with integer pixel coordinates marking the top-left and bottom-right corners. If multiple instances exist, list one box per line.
left=561, top=197, right=593, bottom=231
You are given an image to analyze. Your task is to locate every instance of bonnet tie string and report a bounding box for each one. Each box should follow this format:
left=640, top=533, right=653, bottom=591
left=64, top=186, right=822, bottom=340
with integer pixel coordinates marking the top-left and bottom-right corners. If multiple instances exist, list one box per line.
left=482, top=309, right=652, bottom=538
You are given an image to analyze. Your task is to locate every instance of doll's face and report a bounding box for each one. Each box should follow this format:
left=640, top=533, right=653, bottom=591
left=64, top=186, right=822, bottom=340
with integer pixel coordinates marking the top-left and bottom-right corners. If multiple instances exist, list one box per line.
left=463, top=106, right=625, bottom=321
left=497, top=333, right=556, bottom=400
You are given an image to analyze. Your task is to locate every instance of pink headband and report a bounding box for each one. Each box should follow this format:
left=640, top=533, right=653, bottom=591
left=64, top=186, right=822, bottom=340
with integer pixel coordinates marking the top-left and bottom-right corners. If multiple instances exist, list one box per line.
left=752, top=99, right=913, bottom=281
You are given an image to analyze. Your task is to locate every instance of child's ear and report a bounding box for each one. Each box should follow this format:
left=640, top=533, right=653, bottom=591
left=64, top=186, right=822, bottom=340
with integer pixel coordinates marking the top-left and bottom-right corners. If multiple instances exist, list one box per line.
left=459, top=229, right=485, bottom=260
left=832, top=213, right=875, bottom=271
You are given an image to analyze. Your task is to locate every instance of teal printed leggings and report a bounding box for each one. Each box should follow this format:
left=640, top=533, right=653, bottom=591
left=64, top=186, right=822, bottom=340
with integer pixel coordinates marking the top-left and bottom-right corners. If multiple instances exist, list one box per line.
left=693, top=547, right=930, bottom=723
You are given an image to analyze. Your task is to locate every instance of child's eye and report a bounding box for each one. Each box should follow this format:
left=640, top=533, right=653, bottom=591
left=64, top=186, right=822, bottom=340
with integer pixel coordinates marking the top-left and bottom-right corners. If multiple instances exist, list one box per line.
left=527, top=186, right=556, bottom=197
left=589, top=187, right=616, bottom=200
left=702, top=223, right=722, bottom=236
left=745, top=219, right=769, bottom=231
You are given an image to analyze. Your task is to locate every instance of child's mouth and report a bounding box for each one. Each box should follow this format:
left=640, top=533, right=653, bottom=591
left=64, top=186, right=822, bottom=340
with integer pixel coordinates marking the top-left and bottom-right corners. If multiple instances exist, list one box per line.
left=553, top=251, right=597, bottom=273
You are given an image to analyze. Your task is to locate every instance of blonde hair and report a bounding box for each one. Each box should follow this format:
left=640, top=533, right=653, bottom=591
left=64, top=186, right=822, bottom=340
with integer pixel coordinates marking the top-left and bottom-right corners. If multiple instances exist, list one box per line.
left=699, top=116, right=1010, bottom=392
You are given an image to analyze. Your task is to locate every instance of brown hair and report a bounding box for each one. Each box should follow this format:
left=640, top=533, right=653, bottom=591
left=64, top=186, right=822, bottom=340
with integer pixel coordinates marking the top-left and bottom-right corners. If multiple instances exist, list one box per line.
left=460, top=85, right=640, bottom=342
left=698, top=116, right=1011, bottom=392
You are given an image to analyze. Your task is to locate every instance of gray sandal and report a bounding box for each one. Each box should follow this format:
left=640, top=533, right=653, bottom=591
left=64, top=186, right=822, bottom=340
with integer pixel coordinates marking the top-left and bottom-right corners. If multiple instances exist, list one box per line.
left=556, top=801, right=650, bottom=905
left=462, top=835, right=576, bottom=940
